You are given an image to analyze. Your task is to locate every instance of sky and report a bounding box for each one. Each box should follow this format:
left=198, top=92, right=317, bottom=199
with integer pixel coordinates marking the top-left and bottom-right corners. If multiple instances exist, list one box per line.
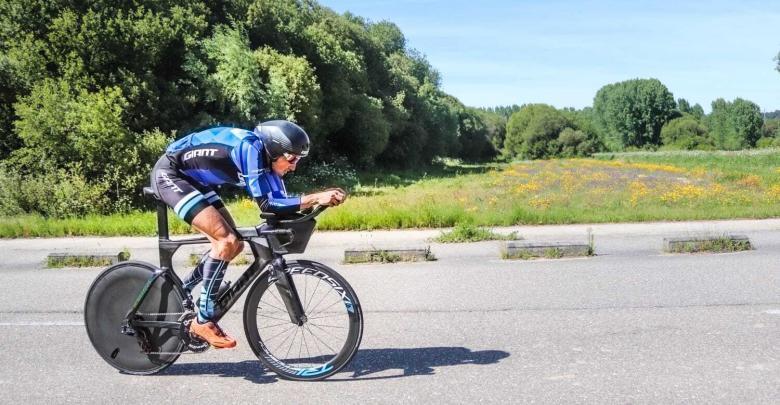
left=318, top=0, right=780, bottom=113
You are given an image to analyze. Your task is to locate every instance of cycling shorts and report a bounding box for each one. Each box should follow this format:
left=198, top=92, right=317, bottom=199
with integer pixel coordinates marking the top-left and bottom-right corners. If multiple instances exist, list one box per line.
left=150, top=155, right=225, bottom=224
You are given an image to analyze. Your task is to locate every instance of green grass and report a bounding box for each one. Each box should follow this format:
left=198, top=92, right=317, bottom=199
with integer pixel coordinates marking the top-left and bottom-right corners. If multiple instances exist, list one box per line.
left=667, top=236, right=753, bottom=253
left=3, top=149, right=780, bottom=237
left=434, top=223, right=520, bottom=243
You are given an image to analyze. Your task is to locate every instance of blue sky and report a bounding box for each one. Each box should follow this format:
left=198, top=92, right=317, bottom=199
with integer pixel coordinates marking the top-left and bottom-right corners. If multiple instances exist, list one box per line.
left=319, top=0, right=780, bottom=112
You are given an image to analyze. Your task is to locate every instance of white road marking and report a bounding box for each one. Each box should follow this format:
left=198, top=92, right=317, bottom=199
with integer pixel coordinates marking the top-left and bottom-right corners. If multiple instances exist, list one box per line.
left=763, top=309, right=780, bottom=315
left=0, top=321, right=84, bottom=326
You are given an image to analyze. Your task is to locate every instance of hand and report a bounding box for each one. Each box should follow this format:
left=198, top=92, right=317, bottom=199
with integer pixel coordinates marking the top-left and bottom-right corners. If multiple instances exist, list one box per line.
left=315, top=188, right=347, bottom=206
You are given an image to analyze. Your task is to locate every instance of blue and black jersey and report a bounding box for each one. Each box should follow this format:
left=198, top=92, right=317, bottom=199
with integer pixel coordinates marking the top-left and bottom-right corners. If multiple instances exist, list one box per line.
left=165, top=127, right=301, bottom=214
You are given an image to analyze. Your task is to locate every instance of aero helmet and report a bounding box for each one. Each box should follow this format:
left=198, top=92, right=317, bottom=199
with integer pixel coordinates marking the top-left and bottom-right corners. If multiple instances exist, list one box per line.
left=253, top=120, right=310, bottom=160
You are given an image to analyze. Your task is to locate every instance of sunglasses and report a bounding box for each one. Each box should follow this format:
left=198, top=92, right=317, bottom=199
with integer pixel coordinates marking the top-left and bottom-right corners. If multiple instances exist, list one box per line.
left=283, top=153, right=302, bottom=164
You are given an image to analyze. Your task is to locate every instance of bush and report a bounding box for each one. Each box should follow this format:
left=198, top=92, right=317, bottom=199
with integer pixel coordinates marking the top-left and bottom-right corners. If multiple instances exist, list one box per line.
left=0, top=167, right=109, bottom=218
left=283, top=156, right=359, bottom=193
left=660, top=115, right=714, bottom=150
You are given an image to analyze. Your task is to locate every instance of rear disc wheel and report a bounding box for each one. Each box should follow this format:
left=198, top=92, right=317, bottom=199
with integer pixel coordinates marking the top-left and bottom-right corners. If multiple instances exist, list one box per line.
left=84, top=261, right=185, bottom=375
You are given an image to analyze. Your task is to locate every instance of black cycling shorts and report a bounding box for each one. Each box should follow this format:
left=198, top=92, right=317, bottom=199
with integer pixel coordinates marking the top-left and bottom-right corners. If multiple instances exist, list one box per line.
left=150, top=155, right=225, bottom=224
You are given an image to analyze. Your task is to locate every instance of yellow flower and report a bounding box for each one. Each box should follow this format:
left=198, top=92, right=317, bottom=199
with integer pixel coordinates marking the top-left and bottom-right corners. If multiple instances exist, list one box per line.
left=736, top=175, right=761, bottom=188
left=660, top=184, right=706, bottom=203
left=529, top=196, right=552, bottom=209
left=514, top=181, right=541, bottom=194
left=628, top=180, right=650, bottom=206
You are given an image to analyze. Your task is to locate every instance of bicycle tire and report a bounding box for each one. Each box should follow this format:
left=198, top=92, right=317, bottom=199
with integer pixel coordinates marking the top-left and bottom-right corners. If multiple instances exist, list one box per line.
left=84, top=261, right=185, bottom=375
left=243, top=260, right=363, bottom=381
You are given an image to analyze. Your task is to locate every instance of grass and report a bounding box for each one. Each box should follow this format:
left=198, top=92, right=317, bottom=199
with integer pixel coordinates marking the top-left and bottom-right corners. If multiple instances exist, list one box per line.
left=47, top=248, right=130, bottom=268
left=343, top=248, right=435, bottom=264
left=666, top=236, right=753, bottom=253
left=434, top=223, right=520, bottom=243
left=4, top=149, right=780, bottom=237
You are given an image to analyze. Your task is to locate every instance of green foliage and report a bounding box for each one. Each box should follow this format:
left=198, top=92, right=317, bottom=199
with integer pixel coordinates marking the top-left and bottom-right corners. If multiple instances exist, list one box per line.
left=660, top=115, right=714, bottom=150
left=457, top=108, right=498, bottom=162
left=593, top=78, right=677, bottom=149
left=0, top=0, right=486, bottom=217
left=707, top=98, right=763, bottom=149
left=504, top=104, right=601, bottom=159
left=284, top=156, right=359, bottom=193
left=435, top=223, right=519, bottom=243
left=0, top=166, right=109, bottom=218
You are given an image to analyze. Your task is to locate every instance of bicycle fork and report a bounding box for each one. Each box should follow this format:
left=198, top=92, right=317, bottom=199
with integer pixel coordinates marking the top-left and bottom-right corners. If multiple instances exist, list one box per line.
left=269, top=257, right=307, bottom=326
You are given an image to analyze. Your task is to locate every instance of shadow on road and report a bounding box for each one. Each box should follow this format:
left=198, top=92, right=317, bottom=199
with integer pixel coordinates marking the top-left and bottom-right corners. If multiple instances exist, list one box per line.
left=161, top=346, right=509, bottom=383
left=162, top=360, right=277, bottom=384
left=336, top=347, right=510, bottom=381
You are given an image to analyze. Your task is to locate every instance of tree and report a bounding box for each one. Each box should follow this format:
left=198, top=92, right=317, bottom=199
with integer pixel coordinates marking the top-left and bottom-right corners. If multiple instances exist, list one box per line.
left=456, top=108, right=497, bottom=162
left=660, top=114, right=713, bottom=150
left=505, top=104, right=568, bottom=159
left=708, top=98, right=763, bottom=149
left=593, top=78, right=677, bottom=150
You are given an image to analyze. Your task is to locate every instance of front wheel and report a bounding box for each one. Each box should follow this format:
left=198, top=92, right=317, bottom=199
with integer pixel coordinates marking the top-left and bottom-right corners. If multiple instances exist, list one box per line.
left=243, top=260, right=363, bottom=380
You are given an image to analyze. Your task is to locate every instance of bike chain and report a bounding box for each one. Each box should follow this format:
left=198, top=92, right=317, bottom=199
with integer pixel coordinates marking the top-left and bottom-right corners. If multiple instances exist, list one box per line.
left=135, top=312, right=186, bottom=317
left=136, top=311, right=212, bottom=355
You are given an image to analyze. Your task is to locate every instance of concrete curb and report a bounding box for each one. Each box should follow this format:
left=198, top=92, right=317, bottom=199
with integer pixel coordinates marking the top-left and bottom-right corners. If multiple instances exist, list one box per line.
left=662, top=234, right=752, bottom=253
left=501, top=241, right=592, bottom=260
left=344, top=246, right=434, bottom=264
left=46, top=252, right=128, bottom=268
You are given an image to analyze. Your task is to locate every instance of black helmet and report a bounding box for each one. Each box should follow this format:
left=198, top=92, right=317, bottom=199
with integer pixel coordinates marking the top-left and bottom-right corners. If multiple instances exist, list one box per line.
left=253, top=120, right=310, bottom=159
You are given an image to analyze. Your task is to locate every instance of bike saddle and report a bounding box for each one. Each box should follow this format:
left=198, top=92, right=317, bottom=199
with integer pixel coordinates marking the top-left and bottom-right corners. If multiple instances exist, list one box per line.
left=142, top=187, right=160, bottom=200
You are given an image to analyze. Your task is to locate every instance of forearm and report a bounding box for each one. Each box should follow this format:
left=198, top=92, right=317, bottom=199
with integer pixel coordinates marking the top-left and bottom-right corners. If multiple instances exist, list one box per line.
left=300, top=194, right=317, bottom=210
left=254, top=196, right=301, bottom=214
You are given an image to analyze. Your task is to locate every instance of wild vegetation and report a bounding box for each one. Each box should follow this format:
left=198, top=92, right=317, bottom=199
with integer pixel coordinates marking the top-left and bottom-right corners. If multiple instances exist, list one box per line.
left=1, top=1, right=779, bottom=231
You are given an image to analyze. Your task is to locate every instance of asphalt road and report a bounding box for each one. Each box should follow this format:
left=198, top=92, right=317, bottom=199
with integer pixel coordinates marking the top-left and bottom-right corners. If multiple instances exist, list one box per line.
left=1, top=223, right=779, bottom=404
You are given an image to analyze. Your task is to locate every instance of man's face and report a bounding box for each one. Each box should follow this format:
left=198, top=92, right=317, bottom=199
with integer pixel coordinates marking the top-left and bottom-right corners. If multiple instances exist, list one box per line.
left=271, top=154, right=299, bottom=176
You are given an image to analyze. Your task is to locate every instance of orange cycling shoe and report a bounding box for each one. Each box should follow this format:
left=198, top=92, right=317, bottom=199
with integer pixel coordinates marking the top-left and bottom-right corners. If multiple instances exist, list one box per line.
left=190, top=319, right=237, bottom=349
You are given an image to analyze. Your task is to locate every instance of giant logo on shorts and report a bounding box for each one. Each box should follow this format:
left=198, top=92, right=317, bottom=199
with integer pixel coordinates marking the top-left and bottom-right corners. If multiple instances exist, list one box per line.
left=183, top=148, right=218, bottom=161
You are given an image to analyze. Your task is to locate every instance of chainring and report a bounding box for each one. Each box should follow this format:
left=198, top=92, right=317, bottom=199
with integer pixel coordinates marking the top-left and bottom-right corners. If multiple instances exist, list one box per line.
left=179, top=312, right=210, bottom=353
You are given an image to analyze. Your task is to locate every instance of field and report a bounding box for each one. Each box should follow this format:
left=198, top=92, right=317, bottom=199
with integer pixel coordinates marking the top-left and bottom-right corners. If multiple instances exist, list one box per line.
left=2, top=149, right=780, bottom=237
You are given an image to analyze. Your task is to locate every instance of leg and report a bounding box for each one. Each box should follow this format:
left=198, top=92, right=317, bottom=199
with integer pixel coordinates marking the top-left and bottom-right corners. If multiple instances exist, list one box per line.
left=187, top=207, right=241, bottom=348
left=190, top=206, right=242, bottom=320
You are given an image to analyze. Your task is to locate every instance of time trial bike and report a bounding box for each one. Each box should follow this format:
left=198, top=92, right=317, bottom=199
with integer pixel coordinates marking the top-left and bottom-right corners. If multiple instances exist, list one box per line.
left=84, top=187, right=363, bottom=380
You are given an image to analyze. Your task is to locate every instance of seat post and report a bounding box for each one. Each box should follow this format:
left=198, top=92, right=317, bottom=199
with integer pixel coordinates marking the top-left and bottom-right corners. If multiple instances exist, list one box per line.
left=157, top=201, right=169, bottom=240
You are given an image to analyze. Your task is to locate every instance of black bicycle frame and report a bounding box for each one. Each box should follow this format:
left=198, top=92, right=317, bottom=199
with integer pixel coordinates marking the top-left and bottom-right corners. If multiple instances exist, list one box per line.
left=125, top=197, right=308, bottom=333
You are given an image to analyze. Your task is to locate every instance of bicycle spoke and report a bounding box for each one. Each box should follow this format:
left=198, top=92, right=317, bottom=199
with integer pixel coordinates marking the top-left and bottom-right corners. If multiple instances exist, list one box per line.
left=306, top=324, right=324, bottom=357
left=298, top=327, right=304, bottom=362
left=255, top=313, right=292, bottom=323
left=307, top=322, right=347, bottom=329
left=272, top=325, right=298, bottom=356
left=307, top=298, right=344, bottom=319
left=302, top=275, right=308, bottom=312
left=306, top=287, right=335, bottom=315
left=268, top=287, right=286, bottom=308
left=307, top=313, right=346, bottom=321
left=305, top=324, right=339, bottom=354
left=258, top=298, right=286, bottom=312
left=263, top=323, right=297, bottom=343
left=307, top=321, right=343, bottom=341
left=304, top=277, right=322, bottom=312
left=284, top=327, right=300, bottom=360
left=301, top=327, right=312, bottom=362
left=258, top=321, right=291, bottom=329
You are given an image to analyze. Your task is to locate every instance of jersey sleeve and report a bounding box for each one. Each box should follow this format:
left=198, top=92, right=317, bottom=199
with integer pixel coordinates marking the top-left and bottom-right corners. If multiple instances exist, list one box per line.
left=237, top=139, right=301, bottom=214
left=253, top=173, right=301, bottom=214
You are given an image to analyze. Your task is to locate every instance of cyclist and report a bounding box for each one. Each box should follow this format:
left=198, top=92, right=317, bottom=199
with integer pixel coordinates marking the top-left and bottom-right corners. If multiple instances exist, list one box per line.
left=150, top=120, right=346, bottom=349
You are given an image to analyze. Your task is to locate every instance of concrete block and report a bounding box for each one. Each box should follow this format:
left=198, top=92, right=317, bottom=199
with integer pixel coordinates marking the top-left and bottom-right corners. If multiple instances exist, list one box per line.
left=46, top=253, right=126, bottom=268
left=663, top=234, right=751, bottom=253
left=344, top=246, right=434, bottom=264
left=502, top=241, right=591, bottom=260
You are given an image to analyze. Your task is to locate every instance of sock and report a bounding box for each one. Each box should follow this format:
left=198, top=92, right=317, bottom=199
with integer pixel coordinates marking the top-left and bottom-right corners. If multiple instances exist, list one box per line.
left=197, top=256, right=228, bottom=323
left=182, top=251, right=210, bottom=294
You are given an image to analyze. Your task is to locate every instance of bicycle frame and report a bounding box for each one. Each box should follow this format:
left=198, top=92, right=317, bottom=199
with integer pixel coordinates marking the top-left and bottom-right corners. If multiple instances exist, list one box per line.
left=124, top=198, right=310, bottom=335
